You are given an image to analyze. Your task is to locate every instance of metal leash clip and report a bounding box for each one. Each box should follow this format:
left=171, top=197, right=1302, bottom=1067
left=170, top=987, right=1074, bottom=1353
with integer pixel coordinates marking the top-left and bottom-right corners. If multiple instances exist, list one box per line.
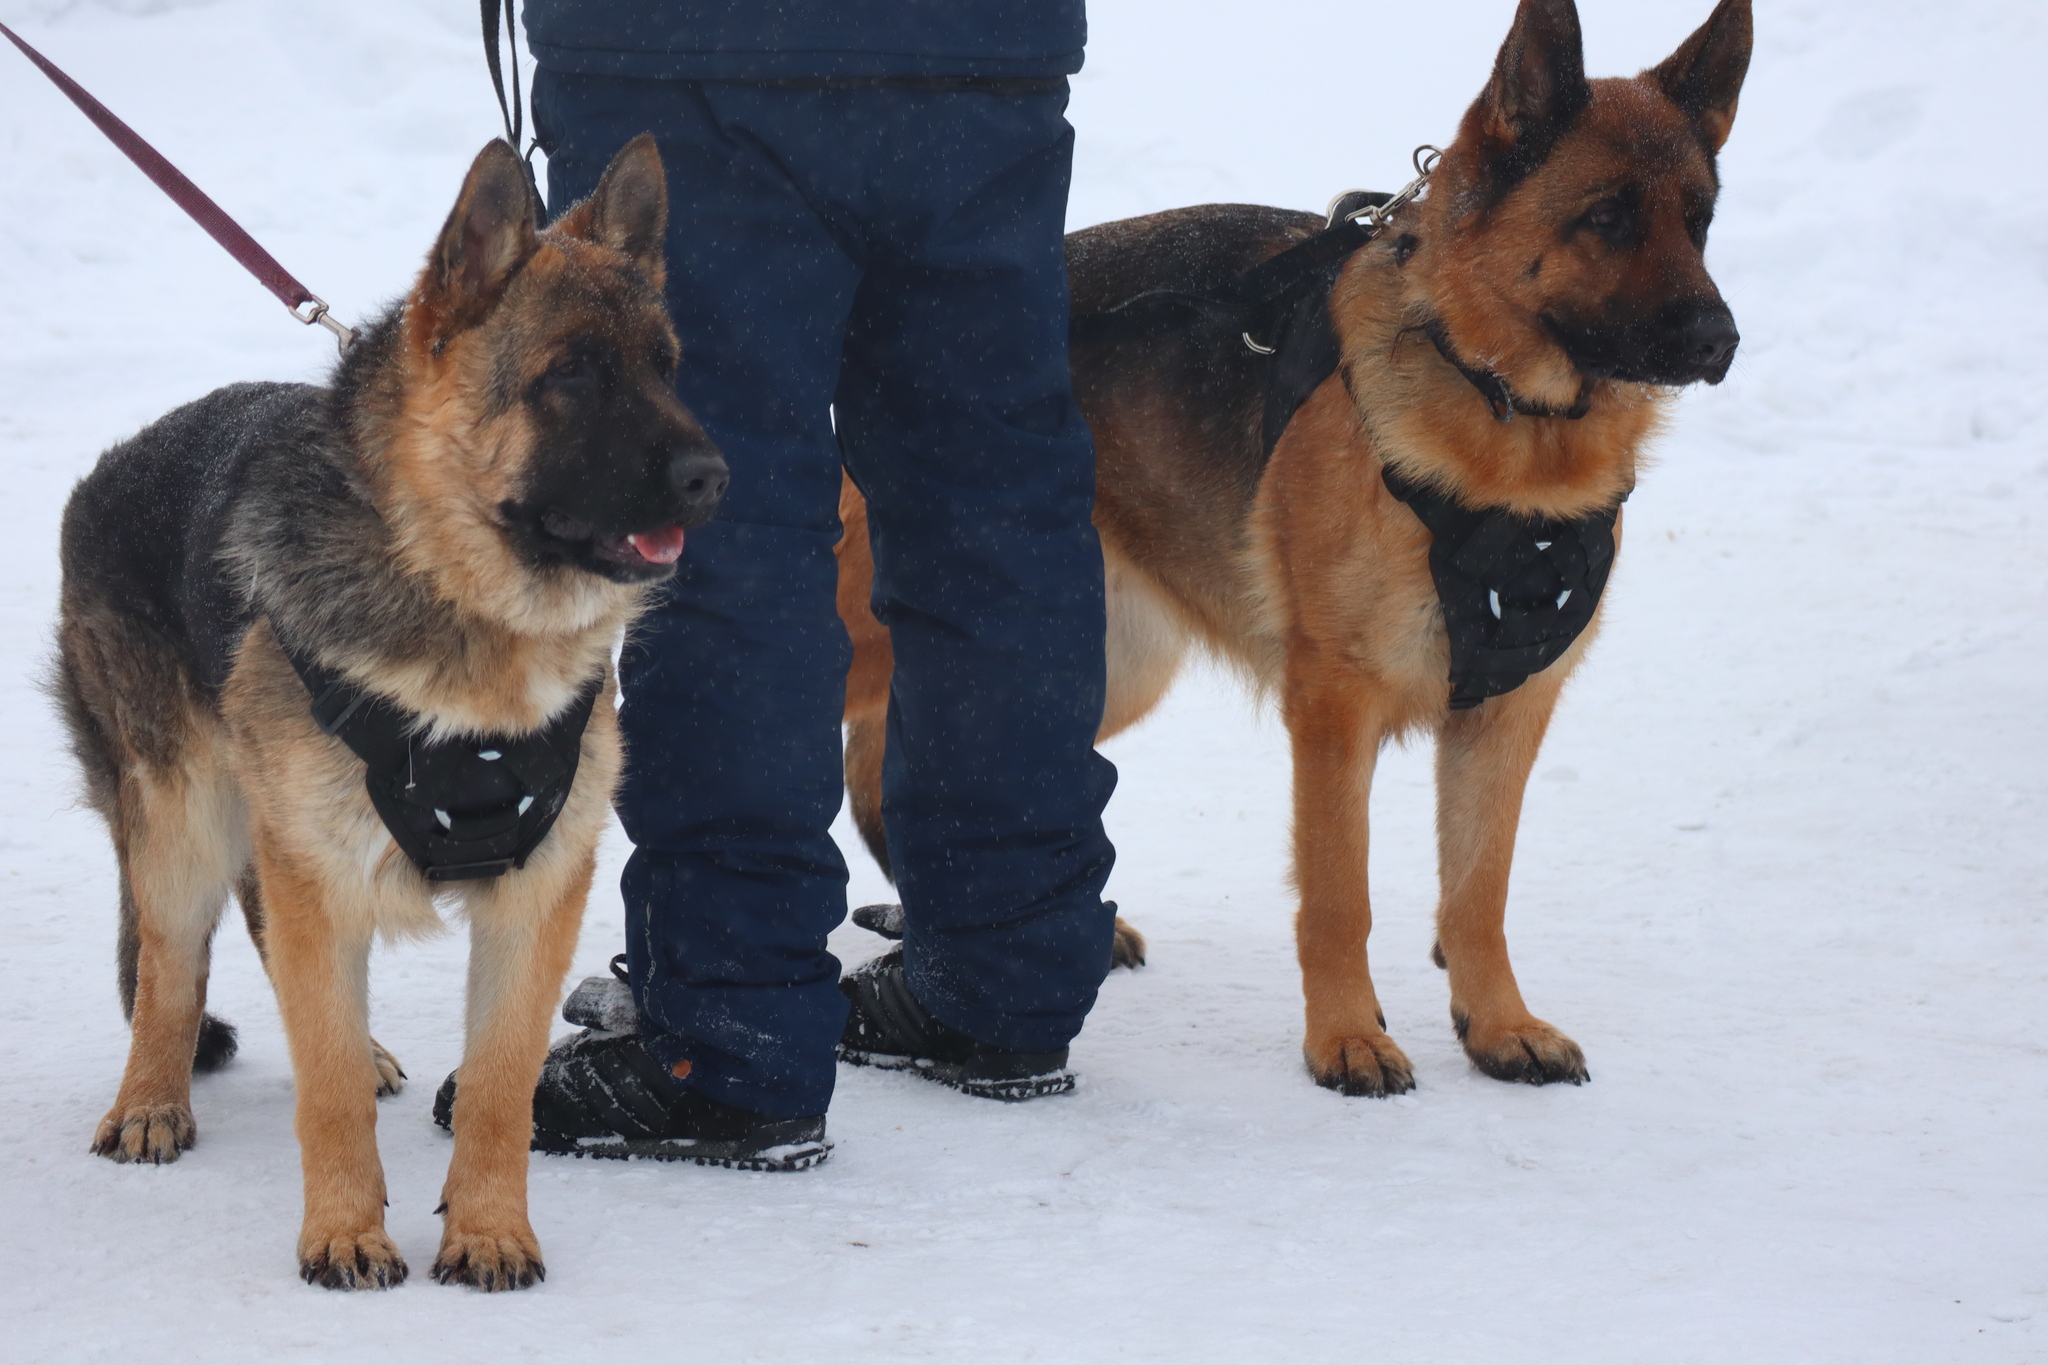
left=1325, top=144, right=1443, bottom=230
left=290, top=295, right=357, bottom=354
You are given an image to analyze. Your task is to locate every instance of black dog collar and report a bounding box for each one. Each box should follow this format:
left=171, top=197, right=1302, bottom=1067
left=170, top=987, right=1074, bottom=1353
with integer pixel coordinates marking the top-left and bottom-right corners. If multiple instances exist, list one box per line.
left=281, top=636, right=601, bottom=881
left=1423, top=321, right=1593, bottom=425
left=1380, top=465, right=1625, bottom=709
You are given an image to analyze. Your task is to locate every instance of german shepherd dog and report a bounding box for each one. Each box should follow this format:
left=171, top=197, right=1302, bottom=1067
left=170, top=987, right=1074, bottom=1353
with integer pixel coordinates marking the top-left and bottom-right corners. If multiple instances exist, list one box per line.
left=839, top=0, right=1750, bottom=1096
left=54, top=136, right=725, bottom=1289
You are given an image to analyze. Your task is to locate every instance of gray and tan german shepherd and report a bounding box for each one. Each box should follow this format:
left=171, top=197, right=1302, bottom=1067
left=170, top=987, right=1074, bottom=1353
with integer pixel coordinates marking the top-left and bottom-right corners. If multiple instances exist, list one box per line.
left=839, top=0, right=1751, bottom=1096
left=54, top=136, right=725, bottom=1289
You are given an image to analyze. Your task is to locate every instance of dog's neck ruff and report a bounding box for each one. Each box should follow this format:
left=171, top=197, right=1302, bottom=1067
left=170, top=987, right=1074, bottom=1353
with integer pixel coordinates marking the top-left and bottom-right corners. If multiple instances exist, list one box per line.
left=1380, top=465, right=1625, bottom=709
left=280, top=635, right=601, bottom=881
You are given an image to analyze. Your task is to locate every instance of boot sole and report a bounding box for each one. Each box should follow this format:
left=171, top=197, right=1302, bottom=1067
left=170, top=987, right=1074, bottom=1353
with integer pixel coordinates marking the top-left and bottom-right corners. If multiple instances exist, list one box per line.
left=531, top=1132, right=832, bottom=1171
left=837, top=1046, right=1077, bottom=1102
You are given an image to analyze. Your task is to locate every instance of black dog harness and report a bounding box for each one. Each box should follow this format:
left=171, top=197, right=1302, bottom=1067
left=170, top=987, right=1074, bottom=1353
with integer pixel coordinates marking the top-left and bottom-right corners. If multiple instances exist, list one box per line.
left=282, top=640, right=602, bottom=881
left=1072, top=178, right=1626, bottom=709
left=1379, top=466, right=1623, bottom=709
left=1250, top=260, right=1627, bottom=708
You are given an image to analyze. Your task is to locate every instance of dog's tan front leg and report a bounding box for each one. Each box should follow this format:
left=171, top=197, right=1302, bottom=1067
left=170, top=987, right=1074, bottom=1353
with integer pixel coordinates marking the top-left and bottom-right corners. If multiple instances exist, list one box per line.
left=255, top=837, right=405, bottom=1289
left=1286, top=654, right=1412, bottom=1096
left=1433, top=675, right=1588, bottom=1085
left=433, top=853, right=590, bottom=1291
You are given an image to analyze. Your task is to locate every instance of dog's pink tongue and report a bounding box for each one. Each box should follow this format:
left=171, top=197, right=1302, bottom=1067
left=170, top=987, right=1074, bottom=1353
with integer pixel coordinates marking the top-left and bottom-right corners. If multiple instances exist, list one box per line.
left=628, top=526, right=686, bottom=564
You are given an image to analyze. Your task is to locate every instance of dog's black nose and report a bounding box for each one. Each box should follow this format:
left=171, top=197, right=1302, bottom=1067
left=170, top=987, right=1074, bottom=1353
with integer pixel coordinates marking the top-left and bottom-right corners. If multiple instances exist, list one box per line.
left=1681, top=308, right=1740, bottom=378
left=669, top=445, right=729, bottom=512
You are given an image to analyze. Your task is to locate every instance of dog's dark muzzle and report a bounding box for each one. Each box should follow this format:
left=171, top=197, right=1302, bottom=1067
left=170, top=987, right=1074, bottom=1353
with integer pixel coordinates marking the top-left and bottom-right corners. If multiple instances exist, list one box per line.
left=1547, top=300, right=1740, bottom=387
left=511, top=426, right=730, bottom=583
left=666, top=441, right=729, bottom=529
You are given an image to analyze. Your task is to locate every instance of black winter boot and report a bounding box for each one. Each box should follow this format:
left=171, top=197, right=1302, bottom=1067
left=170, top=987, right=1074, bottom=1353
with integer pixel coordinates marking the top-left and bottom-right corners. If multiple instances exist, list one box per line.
left=837, top=949, right=1075, bottom=1101
left=434, top=970, right=830, bottom=1171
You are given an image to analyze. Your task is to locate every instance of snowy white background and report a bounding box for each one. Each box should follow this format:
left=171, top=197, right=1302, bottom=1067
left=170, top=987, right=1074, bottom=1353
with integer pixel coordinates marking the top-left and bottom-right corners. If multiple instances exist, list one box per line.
left=1, top=0, right=2044, bottom=1360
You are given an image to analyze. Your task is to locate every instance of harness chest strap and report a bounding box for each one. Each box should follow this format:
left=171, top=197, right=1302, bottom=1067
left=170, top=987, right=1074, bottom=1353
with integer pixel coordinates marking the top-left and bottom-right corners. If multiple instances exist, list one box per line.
left=280, top=635, right=603, bottom=882
left=1380, top=465, right=1626, bottom=710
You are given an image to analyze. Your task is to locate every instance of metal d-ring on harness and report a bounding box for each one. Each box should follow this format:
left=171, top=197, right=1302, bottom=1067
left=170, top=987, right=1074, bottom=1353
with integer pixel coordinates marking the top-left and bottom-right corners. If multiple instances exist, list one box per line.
left=1238, top=144, right=1443, bottom=357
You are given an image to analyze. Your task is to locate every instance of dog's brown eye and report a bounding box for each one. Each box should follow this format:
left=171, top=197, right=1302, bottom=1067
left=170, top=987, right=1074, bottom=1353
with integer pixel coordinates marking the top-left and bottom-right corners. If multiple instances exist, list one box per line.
left=545, top=355, right=590, bottom=386
left=1577, top=195, right=1637, bottom=247
left=651, top=346, right=678, bottom=379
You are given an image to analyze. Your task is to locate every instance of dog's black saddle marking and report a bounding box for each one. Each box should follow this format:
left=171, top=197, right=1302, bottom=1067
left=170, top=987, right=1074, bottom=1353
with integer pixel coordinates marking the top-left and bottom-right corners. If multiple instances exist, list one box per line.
left=281, top=638, right=601, bottom=881
left=1380, top=465, right=1625, bottom=710
left=1070, top=195, right=1391, bottom=459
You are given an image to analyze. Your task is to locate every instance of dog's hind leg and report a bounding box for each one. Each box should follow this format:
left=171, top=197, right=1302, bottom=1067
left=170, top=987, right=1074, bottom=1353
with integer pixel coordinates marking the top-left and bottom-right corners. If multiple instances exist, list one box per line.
left=1284, top=651, right=1414, bottom=1097
left=432, top=852, right=590, bottom=1291
left=1090, top=546, right=1194, bottom=969
left=1432, top=670, right=1590, bottom=1086
left=839, top=481, right=1157, bottom=968
left=236, top=867, right=404, bottom=1096
left=252, top=834, right=405, bottom=1290
left=837, top=474, right=898, bottom=880
left=843, top=713, right=893, bottom=881
left=93, top=752, right=242, bottom=1163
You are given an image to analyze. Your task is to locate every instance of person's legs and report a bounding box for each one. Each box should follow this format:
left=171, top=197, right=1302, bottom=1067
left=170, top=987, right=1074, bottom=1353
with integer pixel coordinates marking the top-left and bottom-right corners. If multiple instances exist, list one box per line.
left=833, top=87, right=1118, bottom=1053
left=533, top=72, right=862, bottom=1119
left=529, top=74, right=1114, bottom=1126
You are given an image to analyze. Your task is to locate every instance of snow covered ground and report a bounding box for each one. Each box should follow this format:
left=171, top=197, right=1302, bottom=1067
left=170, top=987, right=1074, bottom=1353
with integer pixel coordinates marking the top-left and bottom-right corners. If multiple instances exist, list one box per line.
left=2, top=0, right=2044, bottom=1360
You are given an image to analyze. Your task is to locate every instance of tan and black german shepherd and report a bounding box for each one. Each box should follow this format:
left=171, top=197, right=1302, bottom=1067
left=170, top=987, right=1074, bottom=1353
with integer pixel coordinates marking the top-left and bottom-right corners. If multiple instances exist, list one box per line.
left=54, top=136, right=725, bottom=1289
left=840, top=0, right=1751, bottom=1096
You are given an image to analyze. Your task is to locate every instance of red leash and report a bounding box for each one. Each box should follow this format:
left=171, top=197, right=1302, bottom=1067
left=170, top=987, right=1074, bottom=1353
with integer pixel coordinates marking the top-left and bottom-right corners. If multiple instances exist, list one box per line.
left=1, top=20, right=354, bottom=352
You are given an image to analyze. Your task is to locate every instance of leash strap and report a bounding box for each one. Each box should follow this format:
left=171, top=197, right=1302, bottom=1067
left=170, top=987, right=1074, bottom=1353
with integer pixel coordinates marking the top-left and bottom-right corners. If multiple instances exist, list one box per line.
left=0, top=20, right=353, bottom=352
left=481, top=0, right=546, bottom=216
left=481, top=0, right=522, bottom=153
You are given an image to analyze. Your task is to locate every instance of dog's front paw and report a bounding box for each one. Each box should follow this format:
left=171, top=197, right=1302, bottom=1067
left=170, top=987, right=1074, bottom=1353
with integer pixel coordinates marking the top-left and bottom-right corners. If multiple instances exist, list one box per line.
left=1454, top=1011, right=1589, bottom=1086
left=432, top=1224, right=545, bottom=1292
left=1304, top=1029, right=1415, bottom=1097
left=299, top=1229, right=408, bottom=1290
left=1110, top=916, right=1147, bottom=969
left=371, top=1039, right=407, bottom=1098
left=90, top=1100, right=195, bottom=1163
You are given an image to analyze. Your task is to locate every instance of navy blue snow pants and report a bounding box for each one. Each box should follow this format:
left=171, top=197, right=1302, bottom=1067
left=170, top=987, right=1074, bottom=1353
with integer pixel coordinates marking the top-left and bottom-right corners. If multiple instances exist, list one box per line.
left=533, top=73, right=1119, bottom=1119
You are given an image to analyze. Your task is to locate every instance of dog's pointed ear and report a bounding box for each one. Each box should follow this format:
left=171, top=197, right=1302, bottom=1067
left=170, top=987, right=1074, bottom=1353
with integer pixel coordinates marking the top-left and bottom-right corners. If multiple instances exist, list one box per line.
left=556, top=133, right=668, bottom=289
left=1648, top=0, right=1753, bottom=153
left=1476, top=0, right=1591, bottom=184
left=426, top=140, right=538, bottom=335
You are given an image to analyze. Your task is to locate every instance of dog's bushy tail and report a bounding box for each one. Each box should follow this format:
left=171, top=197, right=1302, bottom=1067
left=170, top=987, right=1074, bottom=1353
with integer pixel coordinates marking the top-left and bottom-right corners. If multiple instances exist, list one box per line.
left=194, top=1014, right=240, bottom=1072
